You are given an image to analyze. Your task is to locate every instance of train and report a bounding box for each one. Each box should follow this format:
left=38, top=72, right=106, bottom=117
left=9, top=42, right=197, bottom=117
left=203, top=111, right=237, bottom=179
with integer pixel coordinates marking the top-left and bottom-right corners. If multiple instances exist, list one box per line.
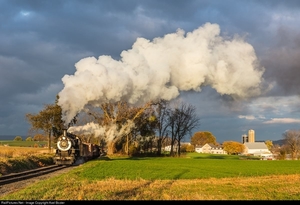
left=53, top=129, right=101, bottom=165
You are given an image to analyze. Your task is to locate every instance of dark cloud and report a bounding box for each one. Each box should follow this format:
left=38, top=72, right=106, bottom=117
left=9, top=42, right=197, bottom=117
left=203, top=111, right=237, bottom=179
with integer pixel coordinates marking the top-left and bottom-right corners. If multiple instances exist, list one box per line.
left=0, top=0, right=299, bottom=142
left=262, top=25, right=300, bottom=95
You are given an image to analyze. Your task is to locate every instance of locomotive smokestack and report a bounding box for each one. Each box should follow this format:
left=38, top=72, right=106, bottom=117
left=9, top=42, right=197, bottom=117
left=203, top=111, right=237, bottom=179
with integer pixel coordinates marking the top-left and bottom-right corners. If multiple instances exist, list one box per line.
left=63, top=129, right=67, bottom=137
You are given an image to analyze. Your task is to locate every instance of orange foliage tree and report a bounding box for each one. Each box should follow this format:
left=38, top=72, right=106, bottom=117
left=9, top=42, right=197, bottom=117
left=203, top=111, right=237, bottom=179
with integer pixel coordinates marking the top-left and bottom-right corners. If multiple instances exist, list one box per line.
left=190, top=131, right=218, bottom=146
left=222, top=141, right=245, bottom=155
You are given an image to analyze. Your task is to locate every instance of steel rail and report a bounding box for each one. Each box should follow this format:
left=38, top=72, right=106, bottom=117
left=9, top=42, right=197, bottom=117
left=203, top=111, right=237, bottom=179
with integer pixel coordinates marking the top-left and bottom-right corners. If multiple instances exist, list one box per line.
left=0, top=165, right=67, bottom=185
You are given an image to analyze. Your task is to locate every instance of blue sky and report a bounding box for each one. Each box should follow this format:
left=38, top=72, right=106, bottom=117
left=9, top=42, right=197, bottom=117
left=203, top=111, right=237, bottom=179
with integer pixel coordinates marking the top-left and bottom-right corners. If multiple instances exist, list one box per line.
left=1, top=0, right=300, bottom=143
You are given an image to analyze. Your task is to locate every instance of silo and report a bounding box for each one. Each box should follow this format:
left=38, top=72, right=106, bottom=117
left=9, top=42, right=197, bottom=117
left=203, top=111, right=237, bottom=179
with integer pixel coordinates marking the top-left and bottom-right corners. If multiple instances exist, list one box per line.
left=248, top=129, right=255, bottom=142
left=242, top=134, right=248, bottom=143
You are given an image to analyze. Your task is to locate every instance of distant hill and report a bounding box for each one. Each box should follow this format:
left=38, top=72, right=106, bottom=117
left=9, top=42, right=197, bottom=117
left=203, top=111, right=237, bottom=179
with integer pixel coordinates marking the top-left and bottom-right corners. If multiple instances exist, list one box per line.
left=272, top=139, right=285, bottom=146
left=253, top=139, right=285, bottom=146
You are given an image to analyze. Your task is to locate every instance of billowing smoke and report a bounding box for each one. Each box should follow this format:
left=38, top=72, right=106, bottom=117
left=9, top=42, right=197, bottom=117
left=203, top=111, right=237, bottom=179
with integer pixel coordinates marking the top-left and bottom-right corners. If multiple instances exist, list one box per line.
left=68, top=121, right=135, bottom=143
left=58, top=22, right=265, bottom=126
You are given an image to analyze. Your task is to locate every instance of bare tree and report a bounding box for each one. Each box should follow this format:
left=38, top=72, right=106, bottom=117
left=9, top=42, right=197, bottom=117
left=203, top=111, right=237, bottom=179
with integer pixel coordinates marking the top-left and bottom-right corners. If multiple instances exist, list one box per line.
left=168, top=101, right=200, bottom=156
left=152, top=99, right=171, bottom=155
left=282, top=130, right=300, bottom=160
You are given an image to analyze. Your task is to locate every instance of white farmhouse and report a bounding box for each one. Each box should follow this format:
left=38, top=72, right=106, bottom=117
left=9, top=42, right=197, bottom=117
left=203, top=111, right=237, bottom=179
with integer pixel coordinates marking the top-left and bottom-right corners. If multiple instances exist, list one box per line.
left=195, top=143, right=227, bottom=154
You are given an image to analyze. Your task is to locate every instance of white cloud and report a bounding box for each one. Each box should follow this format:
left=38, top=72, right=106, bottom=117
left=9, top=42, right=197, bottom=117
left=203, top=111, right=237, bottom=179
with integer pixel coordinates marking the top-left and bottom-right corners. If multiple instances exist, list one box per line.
left=238, top=115, right=256, bottom=120
left=263, top=118, right=300, bottom=124
left=247, top=95, right=300, bottom=116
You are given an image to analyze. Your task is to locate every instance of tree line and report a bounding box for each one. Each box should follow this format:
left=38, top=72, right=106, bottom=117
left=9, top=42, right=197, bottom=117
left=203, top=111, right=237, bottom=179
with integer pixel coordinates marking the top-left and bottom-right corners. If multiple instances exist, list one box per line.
left=273, top=130, right=300, bottom=160
left=189, top=130, right=300, bottom=159
left=26, top=95, right=300, bottom=159
left=26, top=96, right=200, bottom=156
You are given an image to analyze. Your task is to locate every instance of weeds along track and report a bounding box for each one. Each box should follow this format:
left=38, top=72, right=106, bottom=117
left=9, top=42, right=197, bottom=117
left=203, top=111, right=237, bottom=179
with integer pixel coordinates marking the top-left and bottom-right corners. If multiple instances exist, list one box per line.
left=0, top=165, right=67, bottom=185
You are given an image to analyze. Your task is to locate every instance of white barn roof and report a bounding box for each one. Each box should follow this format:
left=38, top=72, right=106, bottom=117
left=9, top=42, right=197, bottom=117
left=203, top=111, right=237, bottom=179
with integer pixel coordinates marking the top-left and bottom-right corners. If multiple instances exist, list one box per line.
left=244, top=142, right=268, bottom=149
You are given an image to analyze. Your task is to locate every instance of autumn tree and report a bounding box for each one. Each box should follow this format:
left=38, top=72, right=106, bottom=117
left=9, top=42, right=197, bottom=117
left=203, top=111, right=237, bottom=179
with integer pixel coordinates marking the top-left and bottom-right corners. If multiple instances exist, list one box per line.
left=26, top=137, right=32, bottom=141
left=117, top=102, right=154, bottom=155
left=265, top=140, right=273, bottom=151
left=181, top=144, right=194, bottom=152
left=88, top=101, right=154, bottom=155
left=222, top=141, right=245, bottom=155
left=14, top=136, right=22, bottom=141
left=33, top=134, right=47, bottom=141
left=276, top=144, right=288, bottom=160
left=191, top=131, right=217, bottom=146
left=133, top=107, right=158, bottom=154
left=26, top=95, right=65, bottom=151
left=282, top=130, right=300, bottom=160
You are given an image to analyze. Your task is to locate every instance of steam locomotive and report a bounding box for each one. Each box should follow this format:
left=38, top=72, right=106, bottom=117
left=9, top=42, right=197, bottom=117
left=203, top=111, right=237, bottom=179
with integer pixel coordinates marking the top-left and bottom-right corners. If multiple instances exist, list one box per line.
left=53, top=129, right=101, bottom=165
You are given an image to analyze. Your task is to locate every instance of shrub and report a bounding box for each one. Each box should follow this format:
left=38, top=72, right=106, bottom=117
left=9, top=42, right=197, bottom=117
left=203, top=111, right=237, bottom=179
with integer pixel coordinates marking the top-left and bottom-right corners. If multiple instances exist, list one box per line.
left=14, top=136, right=23, bottom=141
left=26, top=137, right=33, bottom=141
left=33, top=134, right=47, bottom=141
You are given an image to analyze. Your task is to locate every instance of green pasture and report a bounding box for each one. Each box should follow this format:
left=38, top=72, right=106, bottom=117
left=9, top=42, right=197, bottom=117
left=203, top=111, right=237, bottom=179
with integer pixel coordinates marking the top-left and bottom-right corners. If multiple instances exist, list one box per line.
left=72, top=153, right=300, bottom=180
left=0, top=140, right=50, bottom=147
left=2, top=153, right=300, bottom=200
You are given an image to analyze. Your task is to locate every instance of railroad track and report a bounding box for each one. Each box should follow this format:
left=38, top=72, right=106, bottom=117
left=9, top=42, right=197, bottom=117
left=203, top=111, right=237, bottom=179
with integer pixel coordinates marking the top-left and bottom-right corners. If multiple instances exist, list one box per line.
left=0, top=165, right=67, bottom=185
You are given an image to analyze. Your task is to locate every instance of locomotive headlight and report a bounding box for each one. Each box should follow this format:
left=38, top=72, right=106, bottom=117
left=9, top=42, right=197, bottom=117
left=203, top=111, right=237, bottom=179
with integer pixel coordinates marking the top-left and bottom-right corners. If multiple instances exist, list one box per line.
left=57, top=137, right=72, bottom=151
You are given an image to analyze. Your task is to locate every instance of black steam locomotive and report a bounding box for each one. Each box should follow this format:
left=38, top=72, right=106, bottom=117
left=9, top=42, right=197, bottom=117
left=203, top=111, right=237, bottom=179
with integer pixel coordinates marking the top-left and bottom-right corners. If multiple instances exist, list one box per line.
left=53, top=129, right=101, bottom=165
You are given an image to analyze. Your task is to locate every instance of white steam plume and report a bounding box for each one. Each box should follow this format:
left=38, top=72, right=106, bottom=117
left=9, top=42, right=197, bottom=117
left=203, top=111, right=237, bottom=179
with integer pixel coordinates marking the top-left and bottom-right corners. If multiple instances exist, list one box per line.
left=58, top=22, right=265, bottom=124
left=68, top=121, right=135, bottom=143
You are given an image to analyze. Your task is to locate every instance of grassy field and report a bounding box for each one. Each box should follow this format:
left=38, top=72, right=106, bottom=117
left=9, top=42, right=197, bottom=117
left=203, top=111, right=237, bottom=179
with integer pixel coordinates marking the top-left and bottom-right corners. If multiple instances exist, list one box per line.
left=0, top=143, right=53, bottom=159
left=0, top=142, right=55, bottom=175
left=0, top=140, right=50, bottom=148
left=1, top=153, right=300, bottom=200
